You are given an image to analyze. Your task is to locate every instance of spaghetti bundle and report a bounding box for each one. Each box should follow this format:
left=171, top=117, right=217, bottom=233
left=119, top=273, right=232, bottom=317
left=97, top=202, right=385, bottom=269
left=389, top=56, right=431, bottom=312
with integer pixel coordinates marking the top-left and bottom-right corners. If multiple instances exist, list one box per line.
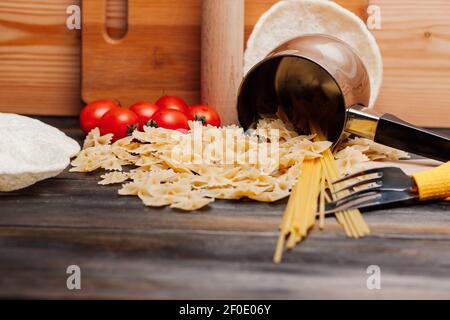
left=274, top=124, right=370, bottom=263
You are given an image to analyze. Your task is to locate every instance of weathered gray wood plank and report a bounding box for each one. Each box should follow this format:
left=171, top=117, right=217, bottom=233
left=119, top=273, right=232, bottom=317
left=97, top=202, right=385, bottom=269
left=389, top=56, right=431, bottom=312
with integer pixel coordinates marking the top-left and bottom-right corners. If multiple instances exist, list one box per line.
left=1, top=226, right=450, bottom=299
left=0, top=117, right=448, bottom=299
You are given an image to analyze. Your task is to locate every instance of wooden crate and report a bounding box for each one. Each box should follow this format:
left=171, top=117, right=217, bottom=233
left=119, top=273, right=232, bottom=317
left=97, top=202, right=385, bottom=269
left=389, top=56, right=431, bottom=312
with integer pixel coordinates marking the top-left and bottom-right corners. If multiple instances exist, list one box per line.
left=0, top=0, right=449, bottom=127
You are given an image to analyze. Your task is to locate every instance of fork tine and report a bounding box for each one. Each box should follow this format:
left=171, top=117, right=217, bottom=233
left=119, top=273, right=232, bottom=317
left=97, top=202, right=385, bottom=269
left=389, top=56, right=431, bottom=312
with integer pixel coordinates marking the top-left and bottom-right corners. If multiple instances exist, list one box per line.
left=332, top=167, right=385, bottom=185
left=325, top=192, right=381, bottom=214
left=332, top=183, right=383, bottom=204
left=334, top=177, right=382, bottom=194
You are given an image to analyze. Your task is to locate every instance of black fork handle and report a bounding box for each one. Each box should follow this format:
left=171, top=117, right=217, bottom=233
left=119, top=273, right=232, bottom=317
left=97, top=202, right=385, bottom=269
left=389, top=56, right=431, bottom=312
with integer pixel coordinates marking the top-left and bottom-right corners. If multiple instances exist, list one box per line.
left=374, top=114, right=450, bottom=162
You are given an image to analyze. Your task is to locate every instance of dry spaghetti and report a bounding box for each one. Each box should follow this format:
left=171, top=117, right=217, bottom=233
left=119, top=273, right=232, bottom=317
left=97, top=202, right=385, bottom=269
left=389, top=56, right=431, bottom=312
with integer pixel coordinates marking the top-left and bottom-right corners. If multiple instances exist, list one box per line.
left=274, top=124, right=370, bottom=263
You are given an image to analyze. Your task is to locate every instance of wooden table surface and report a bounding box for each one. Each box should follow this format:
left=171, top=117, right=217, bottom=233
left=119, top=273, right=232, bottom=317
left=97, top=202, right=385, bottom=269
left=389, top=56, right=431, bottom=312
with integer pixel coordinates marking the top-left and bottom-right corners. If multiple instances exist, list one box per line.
left=0, top=117, right=449, bottom=299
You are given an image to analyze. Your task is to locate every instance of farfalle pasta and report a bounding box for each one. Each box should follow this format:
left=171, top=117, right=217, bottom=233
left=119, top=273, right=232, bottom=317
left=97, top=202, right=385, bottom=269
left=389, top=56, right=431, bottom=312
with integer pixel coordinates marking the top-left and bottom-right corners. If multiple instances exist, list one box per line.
left=71, top=118, right=408, bottom=211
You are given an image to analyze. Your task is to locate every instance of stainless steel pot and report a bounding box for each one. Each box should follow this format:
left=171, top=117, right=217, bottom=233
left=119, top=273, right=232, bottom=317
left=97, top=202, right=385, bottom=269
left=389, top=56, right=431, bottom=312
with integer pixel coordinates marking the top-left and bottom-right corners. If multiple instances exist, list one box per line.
left=237, top=34, right=450, bottom=162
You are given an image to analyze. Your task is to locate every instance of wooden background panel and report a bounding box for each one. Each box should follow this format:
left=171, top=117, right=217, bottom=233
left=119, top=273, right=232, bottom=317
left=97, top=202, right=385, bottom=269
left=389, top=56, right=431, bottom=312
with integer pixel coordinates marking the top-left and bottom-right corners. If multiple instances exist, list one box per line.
left=371, top=0, right=450, bottom=127
left=0, top=0, right=449, bottom=128
left=0, top=0, right=81, bottom=115
left=0, top=0, right=127, bottom=116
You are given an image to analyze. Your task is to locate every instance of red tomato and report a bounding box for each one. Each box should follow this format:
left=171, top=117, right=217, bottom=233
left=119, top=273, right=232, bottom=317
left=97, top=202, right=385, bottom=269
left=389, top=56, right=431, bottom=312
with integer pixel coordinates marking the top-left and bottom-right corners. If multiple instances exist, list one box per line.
left=129, top=101, right=160, bottom=130
left=155, top=96, right=190, bottom=115
left=188, top=105, right=221, bottom=127
left=99, top=108, right=139, bottom=142
left=149, top=109, right=190, bottom=130
left=79, top=99, right=119, bottom=134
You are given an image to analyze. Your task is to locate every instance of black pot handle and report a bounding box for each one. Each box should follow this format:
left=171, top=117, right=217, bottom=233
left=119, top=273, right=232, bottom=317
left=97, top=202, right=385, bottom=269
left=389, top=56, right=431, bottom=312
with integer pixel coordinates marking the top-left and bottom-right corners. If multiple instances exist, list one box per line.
left=374, top=114, right=450, bottom=162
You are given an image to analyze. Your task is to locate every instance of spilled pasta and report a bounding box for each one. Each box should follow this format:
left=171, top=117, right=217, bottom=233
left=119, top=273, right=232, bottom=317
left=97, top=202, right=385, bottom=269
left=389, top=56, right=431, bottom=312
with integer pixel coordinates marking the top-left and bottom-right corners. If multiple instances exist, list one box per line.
left=70, top=117, right=407, bottom=262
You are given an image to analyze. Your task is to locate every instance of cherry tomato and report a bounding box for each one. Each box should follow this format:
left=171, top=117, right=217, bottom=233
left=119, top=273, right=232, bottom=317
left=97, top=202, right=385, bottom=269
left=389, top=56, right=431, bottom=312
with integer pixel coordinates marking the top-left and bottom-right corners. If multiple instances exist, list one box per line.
left=129, top=101, right=160, bottom=130
left=155, top=96, right=190, bottom=115
left=188, top=105, right=221, bottom=127
left=99, top=108, right=139, bottom=142
left=149, top=109, right=190, bottom=130
left=79, top=99, right=119, bottom=134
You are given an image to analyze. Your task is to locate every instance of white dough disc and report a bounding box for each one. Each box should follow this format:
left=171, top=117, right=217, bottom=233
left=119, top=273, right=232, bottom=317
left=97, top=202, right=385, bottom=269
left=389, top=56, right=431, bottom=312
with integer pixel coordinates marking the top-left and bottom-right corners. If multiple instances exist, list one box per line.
left=0, top=113, right=80, bottom=191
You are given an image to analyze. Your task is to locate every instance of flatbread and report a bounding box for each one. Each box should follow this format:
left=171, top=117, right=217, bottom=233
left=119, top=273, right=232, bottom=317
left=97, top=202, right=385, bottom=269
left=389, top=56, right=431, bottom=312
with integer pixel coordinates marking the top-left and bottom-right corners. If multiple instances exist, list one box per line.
left=0, top=113, right=80, bottom=191
left=245, top=0, right=383, bottom=108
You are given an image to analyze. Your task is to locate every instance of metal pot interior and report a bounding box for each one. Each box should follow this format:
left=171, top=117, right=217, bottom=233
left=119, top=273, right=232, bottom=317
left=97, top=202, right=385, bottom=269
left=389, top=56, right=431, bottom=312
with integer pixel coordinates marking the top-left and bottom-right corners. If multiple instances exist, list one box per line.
left=237, top=55, right=346, bottom=144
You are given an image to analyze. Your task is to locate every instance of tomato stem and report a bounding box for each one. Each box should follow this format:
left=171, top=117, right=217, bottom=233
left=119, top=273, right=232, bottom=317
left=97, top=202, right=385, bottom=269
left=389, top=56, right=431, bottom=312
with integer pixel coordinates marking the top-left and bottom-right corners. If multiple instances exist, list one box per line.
left=127, top=123, right=138, bottom=136
left=147, top=119, right=159, bottom=128
left=194, top=115, right=207, bottom=125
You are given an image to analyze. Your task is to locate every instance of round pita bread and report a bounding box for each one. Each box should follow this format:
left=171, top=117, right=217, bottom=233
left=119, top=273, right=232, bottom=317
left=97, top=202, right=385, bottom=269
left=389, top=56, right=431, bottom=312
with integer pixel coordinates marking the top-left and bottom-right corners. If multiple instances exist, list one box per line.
left=0, top=113, right=80, bottom=192
left=244, top=0, right=383, bottom=108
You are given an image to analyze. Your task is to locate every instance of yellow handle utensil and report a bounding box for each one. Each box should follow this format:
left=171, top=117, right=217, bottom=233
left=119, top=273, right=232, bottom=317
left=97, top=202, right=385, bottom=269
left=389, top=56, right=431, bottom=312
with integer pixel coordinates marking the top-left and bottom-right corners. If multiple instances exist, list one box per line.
left=412, top=161, right=450, bottom=201
left=325, top=161, right=450, bottom=214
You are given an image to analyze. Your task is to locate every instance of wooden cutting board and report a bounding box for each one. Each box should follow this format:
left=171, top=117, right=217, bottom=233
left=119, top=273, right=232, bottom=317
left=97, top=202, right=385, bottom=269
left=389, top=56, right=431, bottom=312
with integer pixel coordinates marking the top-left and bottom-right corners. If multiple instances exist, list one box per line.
left=82, top=0, right=201, bottom=106
left=81, top=0, right=368, bottom=107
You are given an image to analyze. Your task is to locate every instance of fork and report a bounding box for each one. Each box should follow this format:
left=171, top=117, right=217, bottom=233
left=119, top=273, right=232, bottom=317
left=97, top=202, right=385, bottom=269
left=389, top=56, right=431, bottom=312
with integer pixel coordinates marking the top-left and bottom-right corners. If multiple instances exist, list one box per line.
left=324, top=161, right=450, bottom=213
